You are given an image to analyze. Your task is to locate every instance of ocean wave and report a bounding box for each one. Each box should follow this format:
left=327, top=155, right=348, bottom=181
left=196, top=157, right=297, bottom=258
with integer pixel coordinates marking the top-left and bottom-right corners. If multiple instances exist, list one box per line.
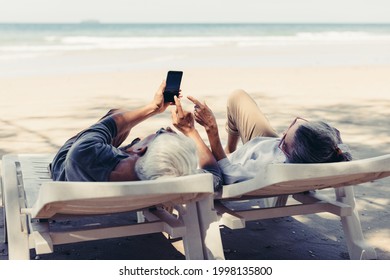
left=1, top=32, right=390, bottom=58
left=61, top=32, right=390, bottom=45
left=296, top=31, right=390, bottom=41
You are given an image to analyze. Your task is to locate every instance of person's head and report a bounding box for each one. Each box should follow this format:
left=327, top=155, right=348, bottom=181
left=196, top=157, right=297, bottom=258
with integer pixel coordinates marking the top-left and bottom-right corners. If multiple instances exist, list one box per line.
left=279, top=117, right=352, bottom=163
left=133, top=128, right=198, bottom=180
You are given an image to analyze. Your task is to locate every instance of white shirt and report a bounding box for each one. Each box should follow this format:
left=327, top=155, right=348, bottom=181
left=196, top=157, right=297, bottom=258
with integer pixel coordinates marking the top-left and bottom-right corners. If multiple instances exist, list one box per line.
left=218, top=137, right=286, bottom=185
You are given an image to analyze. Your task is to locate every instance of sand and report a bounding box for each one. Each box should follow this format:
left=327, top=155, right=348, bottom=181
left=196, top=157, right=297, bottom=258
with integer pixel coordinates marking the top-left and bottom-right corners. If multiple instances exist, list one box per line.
left=0, top=65, right=389, bottom=260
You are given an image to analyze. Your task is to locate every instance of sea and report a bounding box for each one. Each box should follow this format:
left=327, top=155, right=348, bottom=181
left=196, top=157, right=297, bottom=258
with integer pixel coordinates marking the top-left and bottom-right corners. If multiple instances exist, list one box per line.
left=1, top=23, right=390, bottom=76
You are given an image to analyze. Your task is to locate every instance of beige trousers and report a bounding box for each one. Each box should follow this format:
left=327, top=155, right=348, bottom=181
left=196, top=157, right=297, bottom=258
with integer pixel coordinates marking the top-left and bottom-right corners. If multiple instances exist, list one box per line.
left=225, top=89, right=279, bottom=144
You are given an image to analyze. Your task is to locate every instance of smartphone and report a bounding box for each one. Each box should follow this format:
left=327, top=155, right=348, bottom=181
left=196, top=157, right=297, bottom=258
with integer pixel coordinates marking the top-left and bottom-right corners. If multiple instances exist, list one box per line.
left=164, top=71, right=183, bottom=103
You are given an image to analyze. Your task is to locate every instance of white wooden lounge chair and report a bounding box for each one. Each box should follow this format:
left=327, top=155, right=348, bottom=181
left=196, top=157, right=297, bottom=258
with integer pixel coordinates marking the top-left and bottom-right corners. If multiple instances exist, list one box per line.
left=1, top=153, right=225, bottom=260
left=0, top=161, right=5, bottom=244
left=214, top=154, right=390, bottom=260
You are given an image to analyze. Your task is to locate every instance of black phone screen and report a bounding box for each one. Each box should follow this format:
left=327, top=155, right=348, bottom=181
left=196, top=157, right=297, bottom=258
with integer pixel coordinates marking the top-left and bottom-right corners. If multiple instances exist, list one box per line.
left=164, top=71, right=183, bottom=102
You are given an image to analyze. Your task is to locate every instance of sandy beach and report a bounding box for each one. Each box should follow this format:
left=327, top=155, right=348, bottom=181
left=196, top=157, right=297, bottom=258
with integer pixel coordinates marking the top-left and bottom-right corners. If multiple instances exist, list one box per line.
left=1, top=64, right=389, bottom=260
left=1, top=25, right=390, bottom=261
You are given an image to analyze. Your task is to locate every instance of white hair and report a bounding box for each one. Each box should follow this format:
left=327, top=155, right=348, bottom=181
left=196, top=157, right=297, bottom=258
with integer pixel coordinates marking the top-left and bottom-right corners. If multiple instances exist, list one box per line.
left=135, top=133, right=198, bottom=180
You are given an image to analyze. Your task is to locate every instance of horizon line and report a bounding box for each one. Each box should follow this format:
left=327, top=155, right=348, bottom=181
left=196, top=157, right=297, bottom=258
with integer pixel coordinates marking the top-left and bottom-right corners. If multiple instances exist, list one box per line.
left=1, top=21, right=390, bottom=25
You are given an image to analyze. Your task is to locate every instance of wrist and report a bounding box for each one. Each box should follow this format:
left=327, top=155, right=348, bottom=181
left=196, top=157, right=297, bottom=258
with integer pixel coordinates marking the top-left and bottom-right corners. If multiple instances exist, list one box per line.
left=207, top=128, right=221, bottom=145
left=146, top=102, right=161, bottom=115
left=185, top=128, right=199, bottom=138
left=206, top=124, right=219, bottom=136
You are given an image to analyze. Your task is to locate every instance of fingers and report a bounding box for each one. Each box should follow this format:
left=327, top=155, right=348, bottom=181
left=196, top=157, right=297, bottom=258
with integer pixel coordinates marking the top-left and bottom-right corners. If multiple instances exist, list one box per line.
left=156, top=80, right=166, bottom=95
left=173, top=95, right=205, bottom=122
left=160, top=80, right=166, bottom=90
left=189, top=96, right=203, bottom=117
left=171, top=107, right=178, bottom=127
left=187, top=96, right=202, bottom=107
left=188, top=95, right=212, bottom=112
left=174, top=96, right=184, bottom=119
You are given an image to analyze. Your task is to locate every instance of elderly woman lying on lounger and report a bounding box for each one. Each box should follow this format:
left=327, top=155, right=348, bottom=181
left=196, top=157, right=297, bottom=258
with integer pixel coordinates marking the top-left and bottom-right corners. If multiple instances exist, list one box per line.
left=50, top=81, right=222, bottom=189
left=187, top=89, right=352, bottom=185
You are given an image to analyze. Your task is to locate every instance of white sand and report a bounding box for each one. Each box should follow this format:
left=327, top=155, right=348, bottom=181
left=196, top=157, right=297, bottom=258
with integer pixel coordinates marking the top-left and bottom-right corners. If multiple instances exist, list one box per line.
left=1, top=65, right=389, bottom=154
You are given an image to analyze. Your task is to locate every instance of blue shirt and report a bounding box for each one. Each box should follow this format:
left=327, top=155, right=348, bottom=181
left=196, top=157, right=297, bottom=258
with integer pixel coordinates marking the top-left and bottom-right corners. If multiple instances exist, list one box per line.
left=51, top=117, right=128, bottom=181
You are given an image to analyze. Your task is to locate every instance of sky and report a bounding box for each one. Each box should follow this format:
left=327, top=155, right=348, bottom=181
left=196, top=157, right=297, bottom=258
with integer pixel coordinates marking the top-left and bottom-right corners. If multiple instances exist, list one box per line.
left=0, top=0, right=389, bottom=23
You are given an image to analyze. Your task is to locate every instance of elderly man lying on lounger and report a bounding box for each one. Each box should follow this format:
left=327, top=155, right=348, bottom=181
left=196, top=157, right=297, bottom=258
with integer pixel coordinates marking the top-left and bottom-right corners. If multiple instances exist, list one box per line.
left=50, top=81, right=222, bottom=190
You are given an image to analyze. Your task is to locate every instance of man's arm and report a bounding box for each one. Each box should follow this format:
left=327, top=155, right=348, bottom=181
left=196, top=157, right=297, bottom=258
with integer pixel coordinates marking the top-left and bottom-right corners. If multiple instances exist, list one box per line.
left=171, top=96, right=221, bottom=174
left=187, top=96, right=228, bottom=161
left=110, top=81, right=170, bottom=147
left=225, top=133, right=240, bottom=154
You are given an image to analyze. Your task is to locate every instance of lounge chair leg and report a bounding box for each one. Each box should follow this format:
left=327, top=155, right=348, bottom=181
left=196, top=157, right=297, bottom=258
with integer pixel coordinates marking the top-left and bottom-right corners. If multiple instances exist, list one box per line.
left=1, top=207, right=7, bottom=244
left=31, top=222, right=53, bottom=255
left=196, top=196, right=225, bottom=260
left=335, top=186, right=377, bottom=260
left=6, top=213, right=30, bottom=260
left=1, top=177, right=7, bottom=244
left=2, top=157, right=31, bottom=259
left=176, top=202, right=205, bottom=260
left=0, top=172, right=6, bottom=244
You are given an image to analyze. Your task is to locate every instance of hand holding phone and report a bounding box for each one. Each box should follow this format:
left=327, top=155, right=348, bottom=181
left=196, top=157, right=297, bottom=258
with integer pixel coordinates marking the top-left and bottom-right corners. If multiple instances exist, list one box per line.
left=164, top=71, right=183, bottom=103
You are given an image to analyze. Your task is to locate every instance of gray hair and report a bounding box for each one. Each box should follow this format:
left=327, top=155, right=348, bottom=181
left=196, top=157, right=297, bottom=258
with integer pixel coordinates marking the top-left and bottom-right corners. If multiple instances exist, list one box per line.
left=289, top=121, right=352, bottom=163
left=135, top=133, right=198, bottom=180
